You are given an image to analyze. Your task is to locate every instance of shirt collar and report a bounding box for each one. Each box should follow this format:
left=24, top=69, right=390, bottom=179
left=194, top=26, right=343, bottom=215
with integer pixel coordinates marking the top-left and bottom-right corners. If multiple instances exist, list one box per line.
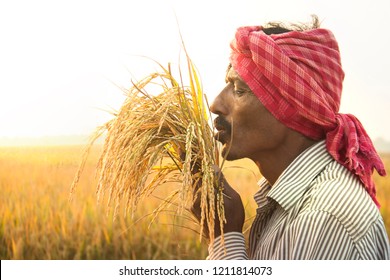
left=254, top=140, right=333, bottom=211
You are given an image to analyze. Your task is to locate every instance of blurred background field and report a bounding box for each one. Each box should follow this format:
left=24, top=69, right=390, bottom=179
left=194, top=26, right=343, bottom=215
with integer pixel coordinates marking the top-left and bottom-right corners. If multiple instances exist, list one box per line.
left=0, top=145, right=388, bottom=259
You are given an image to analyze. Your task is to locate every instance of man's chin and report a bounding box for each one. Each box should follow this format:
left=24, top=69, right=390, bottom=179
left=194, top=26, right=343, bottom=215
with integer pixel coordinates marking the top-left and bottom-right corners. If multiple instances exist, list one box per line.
left=221, top=145, right=239, bottom=161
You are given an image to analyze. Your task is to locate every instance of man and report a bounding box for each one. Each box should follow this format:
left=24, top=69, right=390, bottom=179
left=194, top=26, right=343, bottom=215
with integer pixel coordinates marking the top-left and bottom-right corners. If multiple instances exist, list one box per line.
left=192, top=17, right=390, bottom=259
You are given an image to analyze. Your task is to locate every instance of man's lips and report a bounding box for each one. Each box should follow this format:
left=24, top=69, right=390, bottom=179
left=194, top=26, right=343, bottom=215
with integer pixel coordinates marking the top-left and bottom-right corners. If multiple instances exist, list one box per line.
left=213, top=116, right=231, bottom=143
left=214, top=124, right=226, bottom=133
left=214, top=130, right=226, bottom=141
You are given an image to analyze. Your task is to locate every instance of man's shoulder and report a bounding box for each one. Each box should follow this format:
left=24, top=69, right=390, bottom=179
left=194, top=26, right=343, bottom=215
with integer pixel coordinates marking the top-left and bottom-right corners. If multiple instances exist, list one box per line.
left=300, top=160, right=382, bottom=240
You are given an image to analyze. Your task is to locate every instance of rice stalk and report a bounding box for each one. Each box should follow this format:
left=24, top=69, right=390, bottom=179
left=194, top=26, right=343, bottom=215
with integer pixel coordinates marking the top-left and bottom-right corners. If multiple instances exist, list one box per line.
left=70, top=54, right=224, bottom=244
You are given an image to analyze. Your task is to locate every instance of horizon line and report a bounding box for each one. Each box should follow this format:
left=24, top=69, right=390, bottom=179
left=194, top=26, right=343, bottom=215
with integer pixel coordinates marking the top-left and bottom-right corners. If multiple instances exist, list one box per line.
left=1, top=134, right=390, bottom=153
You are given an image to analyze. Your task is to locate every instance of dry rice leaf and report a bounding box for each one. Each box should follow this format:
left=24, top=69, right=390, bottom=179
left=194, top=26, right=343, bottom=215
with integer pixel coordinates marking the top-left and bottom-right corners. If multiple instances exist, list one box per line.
left=71, top=54, right=224, bottom=244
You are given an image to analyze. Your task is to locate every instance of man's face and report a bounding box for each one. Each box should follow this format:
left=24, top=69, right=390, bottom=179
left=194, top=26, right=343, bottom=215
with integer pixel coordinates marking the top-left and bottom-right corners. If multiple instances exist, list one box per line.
left=210, top=67, right=289, bottom=161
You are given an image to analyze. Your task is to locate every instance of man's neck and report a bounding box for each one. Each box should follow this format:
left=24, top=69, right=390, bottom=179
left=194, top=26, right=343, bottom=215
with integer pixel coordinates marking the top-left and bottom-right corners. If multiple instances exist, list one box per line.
left=252, top=136, right=318, bottom=186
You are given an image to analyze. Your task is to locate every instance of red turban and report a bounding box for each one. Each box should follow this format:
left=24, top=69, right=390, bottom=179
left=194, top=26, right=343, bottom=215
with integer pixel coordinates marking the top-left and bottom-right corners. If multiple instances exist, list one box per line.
left=230, top=26, right=386, bottom=206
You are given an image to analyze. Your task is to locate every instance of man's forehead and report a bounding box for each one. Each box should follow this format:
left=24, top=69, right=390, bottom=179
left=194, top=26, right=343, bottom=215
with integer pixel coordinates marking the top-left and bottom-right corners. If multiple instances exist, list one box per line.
left=225, top=66, right=244, bottom=83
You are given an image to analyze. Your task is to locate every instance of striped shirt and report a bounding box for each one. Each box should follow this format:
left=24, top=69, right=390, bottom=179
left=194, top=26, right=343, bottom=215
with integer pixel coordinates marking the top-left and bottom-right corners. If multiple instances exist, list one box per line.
left=208, top=141, right=390, bottom=259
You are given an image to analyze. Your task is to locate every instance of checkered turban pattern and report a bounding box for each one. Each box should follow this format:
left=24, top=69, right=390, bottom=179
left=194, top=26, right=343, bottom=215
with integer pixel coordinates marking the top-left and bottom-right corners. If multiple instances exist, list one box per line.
left=230, top=26, right=386, bottom=207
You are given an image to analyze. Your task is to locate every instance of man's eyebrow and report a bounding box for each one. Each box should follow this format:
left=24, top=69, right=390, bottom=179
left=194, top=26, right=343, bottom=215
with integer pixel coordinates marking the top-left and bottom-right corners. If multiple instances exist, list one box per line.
left=226, top=72, right=241, bottom=84
left=225, top=63, right=233, bottom=83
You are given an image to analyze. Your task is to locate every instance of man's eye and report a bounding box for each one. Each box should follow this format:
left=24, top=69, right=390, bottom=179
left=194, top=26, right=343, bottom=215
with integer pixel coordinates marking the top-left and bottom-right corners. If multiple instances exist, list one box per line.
left=234, top=89, right=245, bottom=96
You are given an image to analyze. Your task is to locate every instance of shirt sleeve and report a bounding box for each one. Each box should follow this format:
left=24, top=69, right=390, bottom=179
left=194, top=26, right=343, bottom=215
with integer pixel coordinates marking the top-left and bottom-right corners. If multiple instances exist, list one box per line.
left=277, top=210, right=389, bottom=260
left=207, top=232, right=248, bottom=260
left=284, top=210, right=356, bottom=259
left=356, top=217, right=390, bottom=259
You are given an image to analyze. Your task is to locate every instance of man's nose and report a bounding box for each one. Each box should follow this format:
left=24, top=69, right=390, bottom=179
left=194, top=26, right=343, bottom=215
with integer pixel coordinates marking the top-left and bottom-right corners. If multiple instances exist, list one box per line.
left=209, top=85, right=229, bottom=116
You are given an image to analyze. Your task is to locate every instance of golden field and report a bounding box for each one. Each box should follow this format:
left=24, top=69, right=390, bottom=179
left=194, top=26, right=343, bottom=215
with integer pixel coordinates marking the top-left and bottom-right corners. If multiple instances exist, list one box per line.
left=0, top=145, right=389, bottom=259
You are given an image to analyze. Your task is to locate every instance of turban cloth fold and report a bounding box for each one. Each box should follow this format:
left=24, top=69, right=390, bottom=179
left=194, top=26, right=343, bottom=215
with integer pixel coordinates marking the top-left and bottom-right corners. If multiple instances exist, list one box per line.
left=230, top=26, right=386, bottom=206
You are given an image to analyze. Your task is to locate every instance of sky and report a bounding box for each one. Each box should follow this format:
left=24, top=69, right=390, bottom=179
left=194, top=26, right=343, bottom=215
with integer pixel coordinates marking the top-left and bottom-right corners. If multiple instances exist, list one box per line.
left=0, top=0, right=389, bottom=143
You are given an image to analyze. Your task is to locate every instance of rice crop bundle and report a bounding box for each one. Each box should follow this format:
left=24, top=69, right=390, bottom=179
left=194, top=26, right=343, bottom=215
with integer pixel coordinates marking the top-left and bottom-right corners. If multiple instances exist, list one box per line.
left=71, top=55, right=225, bottom=243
